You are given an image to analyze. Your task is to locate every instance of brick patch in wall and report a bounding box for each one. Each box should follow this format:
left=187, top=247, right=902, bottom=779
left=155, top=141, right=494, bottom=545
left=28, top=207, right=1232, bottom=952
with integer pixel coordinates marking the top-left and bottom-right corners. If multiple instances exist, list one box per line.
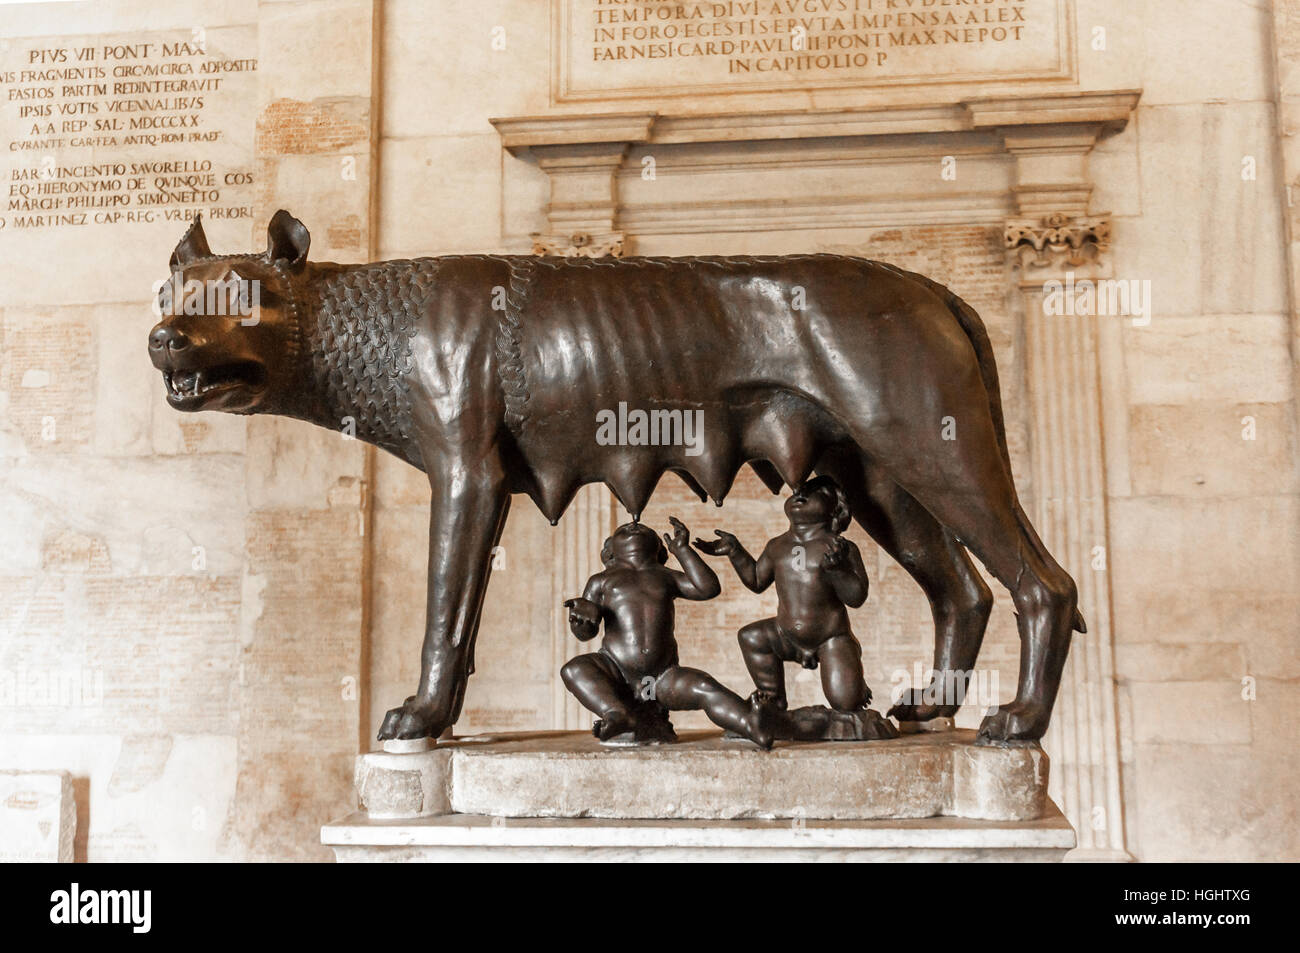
left=256, top=97, right=369, bottom=156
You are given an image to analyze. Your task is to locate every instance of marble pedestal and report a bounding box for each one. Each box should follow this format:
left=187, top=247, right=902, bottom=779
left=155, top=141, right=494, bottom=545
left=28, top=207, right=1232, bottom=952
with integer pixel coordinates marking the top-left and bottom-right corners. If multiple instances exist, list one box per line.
left=0, top=770, right=76, bottom=862
left=323, top=808, right=1076, bottom=862
left=322, top=729, right=1076, bottom=862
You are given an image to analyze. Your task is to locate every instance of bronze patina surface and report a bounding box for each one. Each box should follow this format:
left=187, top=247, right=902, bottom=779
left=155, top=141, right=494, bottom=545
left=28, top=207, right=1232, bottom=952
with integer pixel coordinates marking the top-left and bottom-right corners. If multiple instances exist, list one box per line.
left=149, top=212, right=1084, bottom=746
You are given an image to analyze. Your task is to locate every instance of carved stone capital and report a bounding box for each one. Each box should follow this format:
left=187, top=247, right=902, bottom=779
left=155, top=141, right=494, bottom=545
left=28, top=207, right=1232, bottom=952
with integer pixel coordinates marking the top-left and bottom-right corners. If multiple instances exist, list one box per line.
left=1004, top=213, right=1110, bottom=269
left=532, top=231, right=625, bottom=258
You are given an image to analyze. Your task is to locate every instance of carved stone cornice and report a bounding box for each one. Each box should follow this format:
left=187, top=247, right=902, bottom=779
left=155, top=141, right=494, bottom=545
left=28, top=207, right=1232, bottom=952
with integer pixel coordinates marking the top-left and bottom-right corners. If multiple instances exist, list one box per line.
left=493, top=91, right=1139, bottom=248
left=963, top=91, right=1140, bottom=135
left=490, top=91, right=1141, bottom=152
left=521, top=142, right=630, bottom=258
left=1005, top=213, right=1111, bottom=269
left=532, top=231, right=624, bottom=258
left=492, top=112, right=655, bottom=155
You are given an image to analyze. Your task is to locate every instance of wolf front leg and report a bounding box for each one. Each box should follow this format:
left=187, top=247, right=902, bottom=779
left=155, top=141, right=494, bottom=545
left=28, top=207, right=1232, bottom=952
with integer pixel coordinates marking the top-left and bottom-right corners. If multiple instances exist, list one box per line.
left=378, top=460, right=511, bottom=741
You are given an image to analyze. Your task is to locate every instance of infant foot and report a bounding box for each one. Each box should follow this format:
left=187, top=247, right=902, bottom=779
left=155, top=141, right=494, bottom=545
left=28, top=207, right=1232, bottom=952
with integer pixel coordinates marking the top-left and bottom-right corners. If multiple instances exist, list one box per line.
left=749, top=689, right=787, bottom=711
left=745, top=693, right=778, bottom=751
left=592, top=711, right=634, bottom=741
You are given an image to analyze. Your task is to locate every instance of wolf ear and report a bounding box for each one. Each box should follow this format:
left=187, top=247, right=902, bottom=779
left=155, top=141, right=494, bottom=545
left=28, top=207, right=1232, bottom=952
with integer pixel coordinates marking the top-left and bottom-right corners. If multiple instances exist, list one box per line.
left=170, top=214, right=212, bottom=269
left=266, top=210, right=310, bottom=270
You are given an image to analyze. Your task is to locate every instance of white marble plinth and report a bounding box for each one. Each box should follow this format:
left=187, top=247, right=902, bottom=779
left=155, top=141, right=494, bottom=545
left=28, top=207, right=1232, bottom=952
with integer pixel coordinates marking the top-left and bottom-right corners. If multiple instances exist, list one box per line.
left=322, top=804, right=1076, bottom=862
left=0, top=770, right=76, bottom=862
left=349, top=728, right=1050, bottom=822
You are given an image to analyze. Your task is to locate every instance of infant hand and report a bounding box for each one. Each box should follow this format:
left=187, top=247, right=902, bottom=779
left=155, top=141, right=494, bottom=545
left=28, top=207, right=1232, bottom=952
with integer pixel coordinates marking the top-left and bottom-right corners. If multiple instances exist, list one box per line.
left=821, top=535, right=848, bottom=571
left=563, top=597, right=601, bottom=638
left=564, top=597, right=600, bottom=622
left=694, top=529, right=740, bottom=557
left=664, top=516, right=691, bottom=550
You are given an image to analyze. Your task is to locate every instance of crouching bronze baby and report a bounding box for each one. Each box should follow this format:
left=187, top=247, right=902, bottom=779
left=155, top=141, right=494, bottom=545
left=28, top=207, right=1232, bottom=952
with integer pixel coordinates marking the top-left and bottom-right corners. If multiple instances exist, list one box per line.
left=562, top=518, right=776, bottom=749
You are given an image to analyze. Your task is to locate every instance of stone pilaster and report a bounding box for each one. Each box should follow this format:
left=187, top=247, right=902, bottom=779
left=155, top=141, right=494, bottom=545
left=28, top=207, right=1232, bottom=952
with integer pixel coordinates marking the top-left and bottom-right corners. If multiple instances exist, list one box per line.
left=493, top=113, right=655, bottom=258
left=530, top=144, right=628, bottom=257
left=1005, top=212, right=1129, bottom=861
left=1269, top=3, right=1300, bottom=448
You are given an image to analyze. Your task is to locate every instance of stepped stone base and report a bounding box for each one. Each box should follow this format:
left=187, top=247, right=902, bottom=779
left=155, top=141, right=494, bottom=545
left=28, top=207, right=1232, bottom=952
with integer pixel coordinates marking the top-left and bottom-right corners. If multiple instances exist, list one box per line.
left=321, top=807, right=1076, bottom=862
left=349, top=728, right=1050, bottom=822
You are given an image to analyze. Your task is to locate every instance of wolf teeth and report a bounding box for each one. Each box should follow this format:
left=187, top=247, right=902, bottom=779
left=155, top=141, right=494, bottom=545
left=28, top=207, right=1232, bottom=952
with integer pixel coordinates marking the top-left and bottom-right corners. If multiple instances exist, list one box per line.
left=167, top=367, right=241, bottom=399
left=167, top=371, right=202, bottom=396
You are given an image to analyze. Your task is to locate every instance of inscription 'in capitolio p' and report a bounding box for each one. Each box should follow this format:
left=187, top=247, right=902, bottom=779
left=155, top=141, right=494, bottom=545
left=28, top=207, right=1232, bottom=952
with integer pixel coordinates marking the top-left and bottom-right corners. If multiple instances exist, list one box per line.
left=557, top=0, right=1073, bottom=101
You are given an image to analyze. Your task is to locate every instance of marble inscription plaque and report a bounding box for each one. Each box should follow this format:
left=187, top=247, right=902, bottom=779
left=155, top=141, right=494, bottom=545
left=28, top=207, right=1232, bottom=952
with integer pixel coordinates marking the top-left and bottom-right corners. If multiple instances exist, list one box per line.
left=0, top=27, right=256, bottom=237
left=555, top=0, right=1074, bottom=102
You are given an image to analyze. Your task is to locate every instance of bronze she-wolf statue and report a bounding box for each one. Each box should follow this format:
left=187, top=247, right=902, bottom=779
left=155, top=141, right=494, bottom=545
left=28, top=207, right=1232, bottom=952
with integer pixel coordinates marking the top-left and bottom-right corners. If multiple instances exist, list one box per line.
left=148, top=211, right=1085, bottom=746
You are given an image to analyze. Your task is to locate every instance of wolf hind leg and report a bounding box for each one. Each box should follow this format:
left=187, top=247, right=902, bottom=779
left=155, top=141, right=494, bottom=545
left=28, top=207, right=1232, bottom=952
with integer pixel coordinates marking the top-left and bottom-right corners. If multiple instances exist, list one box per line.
left=816, top=447, right=992, bottom=722
left=830, top=404, right=1076, bottom=743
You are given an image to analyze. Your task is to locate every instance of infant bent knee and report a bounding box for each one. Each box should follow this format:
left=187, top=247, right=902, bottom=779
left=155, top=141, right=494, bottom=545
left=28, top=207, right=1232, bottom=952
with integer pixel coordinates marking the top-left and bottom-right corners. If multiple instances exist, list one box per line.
left=737, top=621, right=773, bottom=652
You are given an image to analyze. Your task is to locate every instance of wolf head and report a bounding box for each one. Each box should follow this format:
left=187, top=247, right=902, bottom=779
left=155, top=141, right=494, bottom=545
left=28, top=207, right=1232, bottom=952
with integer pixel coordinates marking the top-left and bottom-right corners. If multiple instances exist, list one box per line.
left=148, top=210, right=310, bottom=414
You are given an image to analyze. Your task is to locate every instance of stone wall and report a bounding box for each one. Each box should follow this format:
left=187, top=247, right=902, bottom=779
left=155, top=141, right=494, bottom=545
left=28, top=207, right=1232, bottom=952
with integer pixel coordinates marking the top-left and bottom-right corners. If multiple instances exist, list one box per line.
left=1101, top=0, right=1297, bottom=863
left=1, top=0, right=256, bottom=863
left=1, top=0, right=1296, bottom=862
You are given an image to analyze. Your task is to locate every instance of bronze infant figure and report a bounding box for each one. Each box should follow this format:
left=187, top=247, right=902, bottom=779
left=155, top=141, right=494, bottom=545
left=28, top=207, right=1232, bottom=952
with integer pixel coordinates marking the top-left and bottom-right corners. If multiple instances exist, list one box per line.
left=697, top=476, right=898, bottom=743
left=149, top=211, right=1085, bottom=747
left=562, top=517, right=775, bottom=748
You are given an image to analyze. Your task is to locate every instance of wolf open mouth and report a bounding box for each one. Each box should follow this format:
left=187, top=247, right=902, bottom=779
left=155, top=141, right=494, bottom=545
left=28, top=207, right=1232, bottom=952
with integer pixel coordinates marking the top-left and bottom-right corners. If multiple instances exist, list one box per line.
left=164, top=362, right=265, bottom=400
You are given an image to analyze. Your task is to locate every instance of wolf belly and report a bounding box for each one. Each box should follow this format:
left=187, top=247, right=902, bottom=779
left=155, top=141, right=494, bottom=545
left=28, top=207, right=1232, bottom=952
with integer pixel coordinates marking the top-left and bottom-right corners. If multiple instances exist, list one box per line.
left=500, top=254, right=904, bottom=520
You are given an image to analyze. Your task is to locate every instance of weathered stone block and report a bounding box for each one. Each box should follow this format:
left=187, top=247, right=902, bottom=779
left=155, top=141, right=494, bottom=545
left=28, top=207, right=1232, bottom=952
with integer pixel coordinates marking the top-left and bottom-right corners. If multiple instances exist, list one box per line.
left=244, top=417, right=365, bottom=510
left=354, top=748, right=453, bottom=819
left=323, top=807, right=1077, bottom=862
left=1109, top=496, right=1300, bottom=671
left=950, top=744, right=1048, bottom=822
left=258, top=0, right=375, bottom=103
left=1123, top=314, right=1291, bottom=405
left=378, top=135, right=505, bottom=254
left=1138, top=0, right=1274, bottom=105
left=353, top=729, right=1052, bottom=823
left=1128, top=402, right=1297, bottom=498
left=0, top=312, right=95, bottom=450
left=0, top=770, right=75, bottom=862
left=1115, top=643, right=1246, bottom=683
left=1130, top=104, right=1287, bottom=316
left=381, top=0, right=550, bottom=140
left=1129, top=682, right=1252, bottom=746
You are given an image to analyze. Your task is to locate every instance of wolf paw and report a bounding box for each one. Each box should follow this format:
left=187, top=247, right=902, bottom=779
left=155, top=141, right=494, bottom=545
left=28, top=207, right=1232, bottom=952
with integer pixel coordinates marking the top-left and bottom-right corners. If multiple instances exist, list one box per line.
left=887, top=685, right=960, bottom=722
left=975, top=703, right=1048, bottom=746
left=377, top=695, right=449, bottom=741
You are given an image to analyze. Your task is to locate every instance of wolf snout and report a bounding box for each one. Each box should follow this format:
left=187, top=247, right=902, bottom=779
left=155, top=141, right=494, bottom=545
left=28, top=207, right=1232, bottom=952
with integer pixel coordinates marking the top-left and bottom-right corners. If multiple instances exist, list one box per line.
left=149, top=324, right=190, bottom=365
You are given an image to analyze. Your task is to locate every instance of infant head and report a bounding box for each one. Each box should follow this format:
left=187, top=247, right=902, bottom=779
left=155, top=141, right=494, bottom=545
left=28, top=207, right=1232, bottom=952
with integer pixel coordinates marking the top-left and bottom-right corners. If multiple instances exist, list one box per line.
left=784, top=476, right=851, bottom=533
left=602, top=521, right=669, bottom=567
